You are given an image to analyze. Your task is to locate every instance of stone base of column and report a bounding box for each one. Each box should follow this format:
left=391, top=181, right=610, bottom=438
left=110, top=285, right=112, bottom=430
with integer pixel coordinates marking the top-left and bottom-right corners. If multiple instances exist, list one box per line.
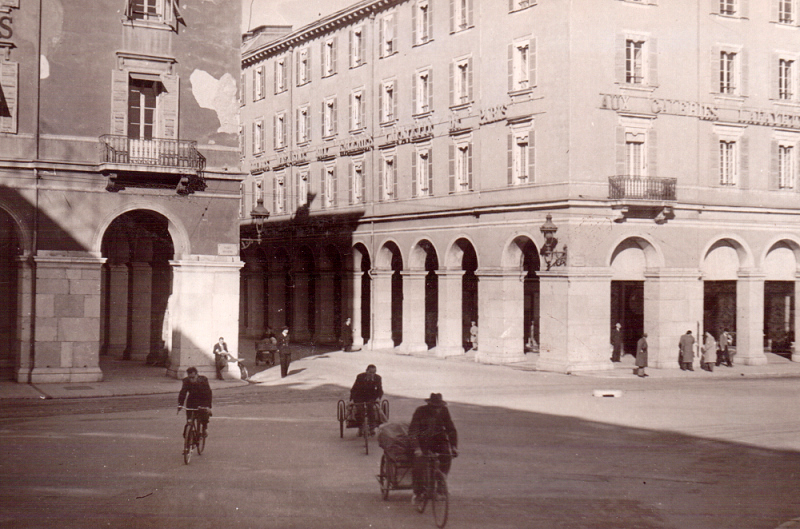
left=168, top=364, right=217, bottom=380
left=536, top=356, right=614, bottom=373
left=349, top=336, right=364, bottom=352
left=475, top=351, right=526, bottom=365
left=223, top=359, right=243, bottom=380
left=28, top=366, right=104, bottom=384
left=435, top=345, right=464, bottom=358
left=738, top=353, right=769, bottom=366
left=398, top=341, right=428, bottom=354
left=370, top=339, right=396, bottom=351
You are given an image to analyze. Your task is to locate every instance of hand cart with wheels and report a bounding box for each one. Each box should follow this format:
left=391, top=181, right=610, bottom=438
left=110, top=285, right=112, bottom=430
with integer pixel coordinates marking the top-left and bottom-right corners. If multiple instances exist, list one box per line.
left=376, top=422, right=414, bottom=499
left=337, top=399, right=390, bottom=454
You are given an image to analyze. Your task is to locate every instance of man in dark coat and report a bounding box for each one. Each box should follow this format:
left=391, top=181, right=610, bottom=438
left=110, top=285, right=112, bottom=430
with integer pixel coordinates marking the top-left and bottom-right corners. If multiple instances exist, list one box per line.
left=679, top=330, right=695, bottom=371
left=635, top=332, right=649, bottom=377
left=341, top=317, right=354, bottom=352
left=409, top=393, right=458, bottom=502
left=177, top=367, right=213, bottom=437
left=350, top=364, right=383, bottom=433
left=610, top=322, right=623, bottom=362
left=278, top=327, right=291, bottom=378
left=212, top=337, right=228, bottom=380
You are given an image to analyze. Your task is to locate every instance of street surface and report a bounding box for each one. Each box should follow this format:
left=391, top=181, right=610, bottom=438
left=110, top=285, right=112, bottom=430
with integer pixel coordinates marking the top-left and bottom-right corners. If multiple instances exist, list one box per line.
left=1, top=350, right=799, bottom=529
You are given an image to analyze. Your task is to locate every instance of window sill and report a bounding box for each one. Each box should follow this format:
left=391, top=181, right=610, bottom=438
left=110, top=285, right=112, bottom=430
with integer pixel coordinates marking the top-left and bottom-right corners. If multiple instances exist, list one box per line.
left=772, top=20, right=800, bottom=28
left=296, top=81, right=311, bottom=88
left=350, top=63, right=367, bottom=70
left=713, top=13, right=747, bottom=21
left=322, top=133, right=338, bottom=141
left=449, top=25, right=474, bottom=35
left=380, top=51, right=398, bottom=60
left=772, top=99, right=800, bottom=109
left=380, top=119, right=398, bottom=127
left=274, top=88, right=288, bottom=95
left=412, top=38, right=434, bottom=48
left=508, top=87, right=533, bottom=97
left=713, top=94, right=747, bottom=104
left=349, top=127, right=366, bottom=134
left=508, top=4, right=534, bottom=14
left=619, top=84, right=657, bottom=93
left=322, top=72, right=337, bottom=79
left=122, top=19, right=176, bottom=32
left=449, top=102, right=473, bottom=111
left=413, top=110, right=433, bottom=119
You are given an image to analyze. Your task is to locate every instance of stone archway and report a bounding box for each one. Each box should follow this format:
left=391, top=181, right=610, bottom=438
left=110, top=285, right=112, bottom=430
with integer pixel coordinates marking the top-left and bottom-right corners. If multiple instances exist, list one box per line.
left=763, top=240, right=800, bottom=359
left=292, top=246, right=316, bottom=343
left=403, top=239, right=439, bottom=353
left=373, top=241, right=403, bottom=350
left=351, top=243, right=371, bottom=350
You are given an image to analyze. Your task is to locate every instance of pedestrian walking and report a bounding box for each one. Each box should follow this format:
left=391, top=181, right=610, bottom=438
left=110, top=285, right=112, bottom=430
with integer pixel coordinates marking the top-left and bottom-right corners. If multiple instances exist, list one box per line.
left=469, top=321, right=478, bottom=351
left=717, top=329, right=733, bottom=367
left=678, top=330, right=695, bottom=371
left=702, top=331, right=717, bottom=372
left=341, top=317, right=354, bottom=352
left=635, top=332, right=649, bottom=377
left=213, top=337, right=228, bottom=380
left=610, top=322, right=623, bottom=362
left=278, top=327, right=291, bottom=378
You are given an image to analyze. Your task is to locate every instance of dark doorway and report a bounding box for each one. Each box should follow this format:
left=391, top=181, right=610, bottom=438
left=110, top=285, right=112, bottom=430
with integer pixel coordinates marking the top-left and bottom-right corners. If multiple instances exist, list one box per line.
left=704, top=281, right=736, bottom=341
left=522, top=240, right=540, bottom=352
left=360, top=251, right=371, bottom=345
left=0, top=210, right=20, bottom=379
left=462, top=244, right=478, bottom=350
left=391, top=250, right=403, bottom=347
left=610, top=281, right=644, bottom=357
left=764, top=281, right=794, bottom=357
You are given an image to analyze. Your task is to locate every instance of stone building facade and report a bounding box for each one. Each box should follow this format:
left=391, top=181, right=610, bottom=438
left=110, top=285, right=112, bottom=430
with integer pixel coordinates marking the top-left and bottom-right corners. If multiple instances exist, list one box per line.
left=0, top=0, right=244, bottom=382
left=239, top=0, right=800, bottom=371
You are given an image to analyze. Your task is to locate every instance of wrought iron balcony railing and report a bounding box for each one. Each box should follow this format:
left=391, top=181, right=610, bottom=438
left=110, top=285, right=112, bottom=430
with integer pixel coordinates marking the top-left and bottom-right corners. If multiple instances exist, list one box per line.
left=99, top=135, right=205, bottom=172
left=609, top=176, right=677, bottom=201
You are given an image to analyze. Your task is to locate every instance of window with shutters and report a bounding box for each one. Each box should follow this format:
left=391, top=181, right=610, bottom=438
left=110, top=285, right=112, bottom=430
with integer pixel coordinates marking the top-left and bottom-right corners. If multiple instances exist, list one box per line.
left=0, top=61, right=19, bottom=134
left=253, top=119, right=265, bottom=155
left=510, top=39, right=534, bottom=92
left=778, top=0, right=796, bottom=24
left=380, top=13, right=397, bottom=58
left=380, top=80, right=397, bottom=124
left=128, top=78, right=157, bottom=140
left=274, top=111, right=287, bottom=149
left=298, top=169, right=309, bottom=207
left=125, top=0, right=181, bottom=28
left=626, top=133, right=645, bottom=177
left=720, top=51, right=737, bottom=94
left=239, top=183, right=246, bottom=218
left=453, top=141, right=472, bottom=192
left=323, top=38, right=337, bottom=77
left=509, top=130, right=532, bottom=185
left=414, top=68, right=433, bottom=115
left=414, top=0, right=432, bottom=45
left=616, top=33, right=657, bottom=89
left=240, top=71, right=246, bottom=106
left=451, top=0, right=473, bottom=33
left=254, top=66, right=265, bottom=101
left=275, top=57, right=288, bottom=93
left=778, top=144, right=796, bottom=189
left=239, top=125, right=245, bottom=159
left=323, top=97, right=337, bottom=138
left=451, top=57, right=473, bottom=106
left=509, top=0, right=535, bottom=13
left=296, top=105, right=311, bottom=145
left=380, top=153, right=397, bottom=201
left=350, top=26, right=365, bottom=68
left=626, top=39, right=645, bottom=85
left=719, top=140, right=737, bottom=185
left=322, top=164, right=337, bottom=208
left=720, top=0, right=737, bottom=16
left=413, top=148, right=433, bottom=197
left=351, top=89, right=365, bottom=131
left=779, top=58, right=795, bottom=100
left=350, top=159, right=365, bottom=204
left=297, top=47, right=310, bottom=86
left=274, top=172, right=286, bottom=213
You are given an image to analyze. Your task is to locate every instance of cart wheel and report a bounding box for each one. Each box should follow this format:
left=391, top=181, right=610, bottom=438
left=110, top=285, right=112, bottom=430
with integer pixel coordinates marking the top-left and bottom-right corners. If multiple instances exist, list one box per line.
left=337, top=400, right=346, bottom=438
left=380, top=455, right=390, bottom=500
left=381, top=399, right=390, bottom=421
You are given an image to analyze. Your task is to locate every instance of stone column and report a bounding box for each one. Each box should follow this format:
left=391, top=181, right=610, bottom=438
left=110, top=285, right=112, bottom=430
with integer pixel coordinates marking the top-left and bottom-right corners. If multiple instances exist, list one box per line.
left=536, top=268, right=613, bottom=373
left=348, top=271, right=364, bottom=351
left=644, top=269, right=703, bottom=369
left=436, top=269, right=465, bottom=357
left=166, top=257, right=244, bottom=379
left=315, top=271, right=337, bottom=344
left=129, top=262, right=152, bottom=361
left=736, top=269, right=768, bottom=365
left=14, top=256, right=34, bottom=383
left=398, top=270, right=428, bottom=354
left=475, top=268, right=526, bottom=364
left=370, top=270, right=395, bottom=350
left=29, top=252, right=104, bottom=383
left=794, top=274, right=800, bottom=362
left=292, top=272, right=311, bottom=342
left=244, top=264, right=265, bottom=338
left=106, top=265, right=129, bottom=358
left=267, top=271, right=286, bottom=332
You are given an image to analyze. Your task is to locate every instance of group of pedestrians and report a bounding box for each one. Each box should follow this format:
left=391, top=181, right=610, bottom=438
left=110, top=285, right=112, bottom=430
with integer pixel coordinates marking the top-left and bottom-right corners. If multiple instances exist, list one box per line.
left=613, top=323, right=735, bottom=376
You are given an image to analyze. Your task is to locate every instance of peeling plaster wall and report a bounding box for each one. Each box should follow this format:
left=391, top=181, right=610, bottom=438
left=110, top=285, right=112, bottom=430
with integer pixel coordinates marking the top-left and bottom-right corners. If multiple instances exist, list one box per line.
left=190, top=70, right=239, bottom=135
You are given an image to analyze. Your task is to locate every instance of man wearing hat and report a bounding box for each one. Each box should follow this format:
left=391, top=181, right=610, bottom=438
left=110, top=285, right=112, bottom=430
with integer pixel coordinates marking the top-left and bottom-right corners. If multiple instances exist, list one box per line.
left=408, top=393, right=458, bottom=503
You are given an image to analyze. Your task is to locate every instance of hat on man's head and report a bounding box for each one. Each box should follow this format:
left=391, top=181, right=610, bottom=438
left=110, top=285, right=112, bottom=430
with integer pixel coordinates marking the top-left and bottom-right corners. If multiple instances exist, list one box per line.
left=425, top=393, right=447, bottom=406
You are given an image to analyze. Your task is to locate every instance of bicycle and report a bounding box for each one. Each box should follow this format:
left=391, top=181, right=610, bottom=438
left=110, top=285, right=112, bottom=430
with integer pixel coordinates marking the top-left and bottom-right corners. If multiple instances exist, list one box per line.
left=414, top=452, right=451, bottom=528
left=178, top=406, right=208, bottom=465
left=337, top=399, right=390, bottom=455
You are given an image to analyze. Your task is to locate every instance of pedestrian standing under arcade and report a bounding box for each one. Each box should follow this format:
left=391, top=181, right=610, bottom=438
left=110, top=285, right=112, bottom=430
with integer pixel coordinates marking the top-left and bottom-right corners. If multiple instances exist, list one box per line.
left=635, top=332, right=649, bottom=377
left=702, top=332, right=717, bottom=372
left=679, top=330, right=695, bottom=371
left=278, top=327, right=291, bottom=378
left=610, top=322, right=623, bottom=362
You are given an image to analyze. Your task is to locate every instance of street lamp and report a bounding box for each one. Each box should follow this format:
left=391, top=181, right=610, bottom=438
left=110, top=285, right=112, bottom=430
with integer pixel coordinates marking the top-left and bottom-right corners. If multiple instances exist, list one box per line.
left=539, top=214, right=567, bottom=271
left=240, top=197, right=271, bottom=250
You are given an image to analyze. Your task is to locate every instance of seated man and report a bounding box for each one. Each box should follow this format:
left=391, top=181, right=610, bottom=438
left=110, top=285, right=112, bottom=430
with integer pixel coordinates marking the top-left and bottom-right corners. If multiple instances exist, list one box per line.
left=177, top=367, right=213, bottom=437
left=409, top=393, right=458, bottom=504
left=349, top=364, right=383, bottom=435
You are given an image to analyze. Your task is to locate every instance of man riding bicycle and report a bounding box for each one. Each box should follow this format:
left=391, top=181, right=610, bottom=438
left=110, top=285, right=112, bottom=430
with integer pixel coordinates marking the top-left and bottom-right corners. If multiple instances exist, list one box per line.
left=409, top=393, right=458, bottom=503
left=178, top=367, right=213, bottom=437
left=349, top=364, right=383, bottom=435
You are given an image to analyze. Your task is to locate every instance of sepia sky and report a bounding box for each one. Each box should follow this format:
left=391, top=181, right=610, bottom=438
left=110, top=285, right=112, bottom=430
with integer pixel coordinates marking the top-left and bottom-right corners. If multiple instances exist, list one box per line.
left=242, top=0, right=359, bottom=32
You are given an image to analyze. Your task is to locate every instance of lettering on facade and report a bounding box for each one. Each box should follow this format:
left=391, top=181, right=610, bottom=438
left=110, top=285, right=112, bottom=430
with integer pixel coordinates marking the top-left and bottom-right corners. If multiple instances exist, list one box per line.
left=449, top=112, right=470, bottom=133
left=339, top=136, right=373, bottom=155
left=600, top=94, right=630, bottom=112
left=738, top=109, right=800, bottom=129
left=386, top=121, right=434, bottom=145
left=479, top=104, right=508, bottom=125
left=651, top=98, right=718, bottom=121
left=316, top=144, right=336, bottom=160
left=274, top=153, right=291, bottom=168
left=250, top=159, right=270, bottom=174
left=217, top=243, right=238, bottom=256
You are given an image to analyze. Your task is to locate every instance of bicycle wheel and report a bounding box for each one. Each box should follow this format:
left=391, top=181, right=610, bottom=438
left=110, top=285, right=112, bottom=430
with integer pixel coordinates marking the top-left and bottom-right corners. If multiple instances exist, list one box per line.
left=379, top=455, right=391, bottom=500
left=432, top=470, right=449, bottom=528
left=196, top=422, right=205, bottom=455
left=363, top=422, right=369, bottom=455
left=337, top=400, right=345, bottom=438
left=240, top=364, right=249, bottom=380
left=381, top=399, right=390, bottom=421
left=183, top=425, right=194, bottom=465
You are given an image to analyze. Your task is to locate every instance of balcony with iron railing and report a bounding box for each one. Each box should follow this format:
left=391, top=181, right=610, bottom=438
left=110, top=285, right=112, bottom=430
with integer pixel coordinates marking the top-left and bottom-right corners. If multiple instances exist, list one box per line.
left=99, top=135, right=205, bottom=173
left=609, top=175, right=677, bottom=223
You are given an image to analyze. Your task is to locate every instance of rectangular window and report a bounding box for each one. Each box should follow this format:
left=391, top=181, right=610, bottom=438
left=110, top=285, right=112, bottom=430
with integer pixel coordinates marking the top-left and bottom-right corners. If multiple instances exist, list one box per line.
left=626, top=40, right=644, bottom=85
left=350, top=160, right=365, bottom=204
left=297, top=170, right=309, bottom=207
left=128, top=0, right=160, bottom=21
left=350, top=27, right=365, bottom=68
left=779, top=0, right=795, bottom=23
left=451, top=0, right=473, bottom=32
left=380, top=80, right=397, bottom=123
left=254, top=66, right=265, bottom=101
left=626, top=135, right=645, bottom=177
left=274, top=112, right=287, bottom=149
left=297, top=47, right=310, bottom=85
left=513, top=132, right=530, bottom=183
left=720, top=51, right=737, bottom=94
left=274, top=173, right=286, bottom=213
left=510, top=40, right=534, bottom=91
left=350, top=90, right=365, bottom=130
left=509, top=0, right=532, bottom=11
left=322, top=38, right=337, bottom=77
left=451, top=58, right=473, bottom=106
left=253, top=119, right=265, bottom=154
left=128, top=78, right=157, bottom=140
left=779, top=59, right=794, bottom=100
left=449, top=141, right=473, bottom=192
left=413, top=148, right=433, bottom=197
left=779, top=145, right=796, bottom=189
left=719, top=140, right=738, bottom=185
left=720, top=0, right=736, bottom=15
left=296, top=105, right=310, bottom=144
left=414, top=1, right=432, bottom=45
left=240, top=72, right=246, bottom=105
left=380, top=14, right=396, bottom=57
left=322, top=165, right=337, bottom=208
left=323, top=97, right=337, bottom=138
left=414, top=69, right=432, bottom=114
left=275, top=58, right=287, bottom=93
left=379, top=154, right=397, bottom=201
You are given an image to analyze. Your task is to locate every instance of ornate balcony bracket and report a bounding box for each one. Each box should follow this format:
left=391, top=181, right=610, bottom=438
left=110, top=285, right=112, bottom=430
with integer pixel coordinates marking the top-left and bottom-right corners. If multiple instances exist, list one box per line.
left=613, top=205, right=674, bottom=224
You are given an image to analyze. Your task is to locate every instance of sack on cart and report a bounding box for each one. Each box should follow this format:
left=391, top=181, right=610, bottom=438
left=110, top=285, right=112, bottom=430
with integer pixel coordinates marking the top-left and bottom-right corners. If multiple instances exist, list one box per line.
left=377, top=422, right=412, bottom=463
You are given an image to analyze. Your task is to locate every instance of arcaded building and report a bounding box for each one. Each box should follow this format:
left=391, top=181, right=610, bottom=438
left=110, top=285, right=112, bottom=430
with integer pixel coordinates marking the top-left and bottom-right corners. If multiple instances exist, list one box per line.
left=0, top=0, right=243, bottom=382
left=239, top=0, right=800, bottom=372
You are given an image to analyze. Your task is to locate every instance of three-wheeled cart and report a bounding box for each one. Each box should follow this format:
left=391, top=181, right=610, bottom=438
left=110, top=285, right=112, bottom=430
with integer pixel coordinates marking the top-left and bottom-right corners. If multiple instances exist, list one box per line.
left=376, top=422, right=414, bottom=499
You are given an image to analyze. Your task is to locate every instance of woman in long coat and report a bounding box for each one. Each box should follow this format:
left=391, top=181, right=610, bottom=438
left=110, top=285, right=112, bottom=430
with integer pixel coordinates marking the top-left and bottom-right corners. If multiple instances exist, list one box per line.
left=635, top=332, right=648, bottom=377
left=678, top=330, right=695, bottom=371
left=701, top=332, right=717, bottom=372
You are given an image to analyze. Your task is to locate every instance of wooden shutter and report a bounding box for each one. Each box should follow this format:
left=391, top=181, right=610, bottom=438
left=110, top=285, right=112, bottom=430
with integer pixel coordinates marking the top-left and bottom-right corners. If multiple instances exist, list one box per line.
left=710, top=133, right=720, bottom=186
left=321, top=41, right=326, bottom=76
left=295, top=108, right=300, bottom=144
left=273, top=61, right=278, bottom=93
left=159, top=75, right=179, bottom=140
left=467, top=57, right=474, bottom=101
left=260, top=66, right=266, bottom=98
left=252, top=122, right=256, bottom=155
left=392, top=82, right=398, bottom=121
left=449, top=62, right=454, bottom=105
left=296, top=51, right=301, bottom=85
left=615, top=34, right=626, bottom=84
left=412, top=151, right=418, bottom=196
left=332, top=98, right=338, bottom=134
left=428, top=69, right=434, bottom=111
left=739, top=49, right=749, bottom=96
left=378, top=156, right=384, bottom=201
left=361, top=159, right=367, bottom=202
left=616, top=126, right=626, bottom=176
left=427, top=0, right=433, bottom=40
left=467, top=0, right=474, bottom=27
left=272, top=115, right=276, bottom=149
left=769, top=140, right=779, bottom=190
left=349, top=93, right=353, bottom=130
left=507, top=132, right=514, bottom=184
left=273, top=177, right=278, bottom=211
left=648, top=38, right=658, bottom=87
left=332, top=37, right=337, bottom=74
left=349, top=29, right=354, bottom=67
left=508, top=44, right=514, bottom=91
left=711, top=46, right=721, bottom=94
left=449, top=0, right=455, bottom=33
left=509, top=0, right=515, bottom=12
left=240, top=72, right=246, bottom=105
left=307, top=51, right=312, bottom=84
left=110, top=69, right=128, bottom=135
left=282, top=176, right=287, bottom=212
left=530, top=38, right=537, bottom=88
left=360, top=96, right=365, bottom=127
left=379, top=18, right=384, bottom=58
left=412, top=2, right=417, bottom=43
left=647, top=129, right=657, bottom=178
left=448, top=144, right=455, bottom=192
left=252, top=67, right=257, bottom=100
left=709, top=0, right=717, bottom=15
left=427, top=150, right=433, bottom=194
left=740, top=0, right=749, bottom=18
left=412, top=73, right=418, bottom=114
left=739, top=135, right=749, bottom=189
left=332, top=166, right=338, bottom=207
left=528, top=130, right=536, bottom=182
left=359, top=28, right=366, bottom=66
left=392, top=15, right=398, bottom=51
left=467, top=143, right=473, bottom=190
left=378, top=83, right=384, bottom=122
left=321, top=166, right=327, bottom=207
left=348, top=161, right=354, bottom=204
left=392, top=157, right=398, bottom=199
left=321, top=101, right=326, bottom=137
